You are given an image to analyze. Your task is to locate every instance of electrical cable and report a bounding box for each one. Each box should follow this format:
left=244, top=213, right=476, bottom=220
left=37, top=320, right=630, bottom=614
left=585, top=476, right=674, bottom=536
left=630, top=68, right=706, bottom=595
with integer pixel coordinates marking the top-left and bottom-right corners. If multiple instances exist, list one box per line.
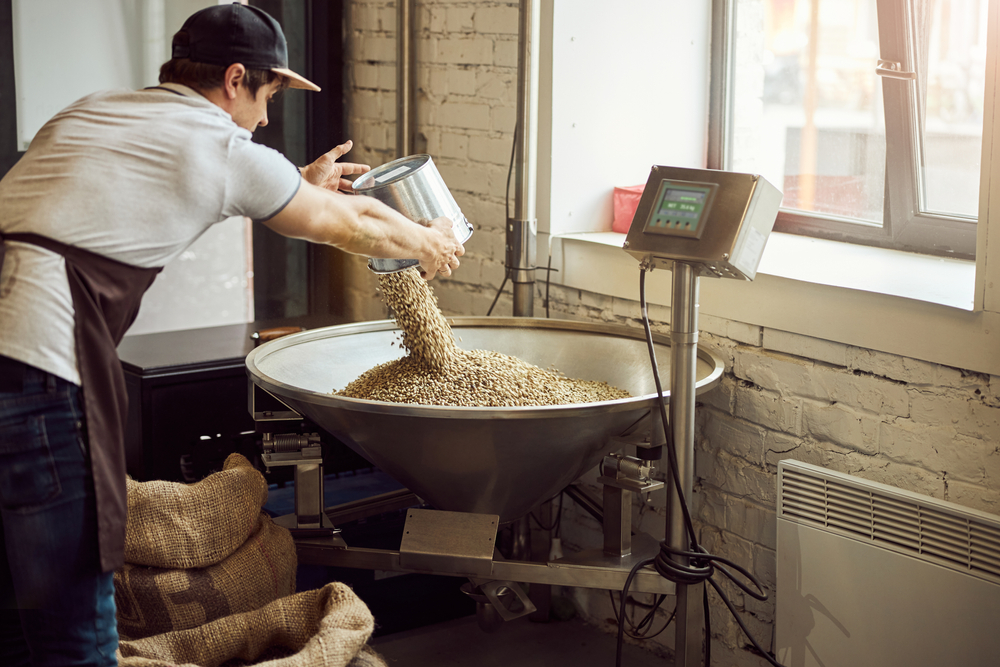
left=528, top=492, right=563, bottom=533
left=505, top=123, right=517, bottom=225
left=486, top=272, right=509, bottom=316
left=615, top=557, right=653, bottom=667
left=492, top=120, right=559, bottom=318
left=488, top=264, right=555, bottom=317
left=564, top=483, right=604, bottom=525
left=545, top=249, right=554, bottom=318
left=611, top=267, right=786, bottom=667
left=487, top=122, right=519, bottom=316
left=541, top=234, right=568, bottom=318
left=610, top=591, right=674, bottom=641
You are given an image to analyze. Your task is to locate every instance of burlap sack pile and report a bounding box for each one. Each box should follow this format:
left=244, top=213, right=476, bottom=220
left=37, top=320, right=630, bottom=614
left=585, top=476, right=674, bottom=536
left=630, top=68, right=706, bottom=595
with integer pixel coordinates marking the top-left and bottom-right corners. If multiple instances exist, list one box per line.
left=115, top=453, right=296, bottom=641
left=115, top=452, right=386, bottom=667
left=124, top=452, right=269, bottom=569
left=118, top=582, right=385, bottom=667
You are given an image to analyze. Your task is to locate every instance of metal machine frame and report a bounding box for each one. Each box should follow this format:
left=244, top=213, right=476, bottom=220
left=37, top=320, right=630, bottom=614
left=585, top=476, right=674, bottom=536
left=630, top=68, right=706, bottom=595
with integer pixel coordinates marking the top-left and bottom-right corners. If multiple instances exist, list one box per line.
left=251, top=378, right=678, bottom=624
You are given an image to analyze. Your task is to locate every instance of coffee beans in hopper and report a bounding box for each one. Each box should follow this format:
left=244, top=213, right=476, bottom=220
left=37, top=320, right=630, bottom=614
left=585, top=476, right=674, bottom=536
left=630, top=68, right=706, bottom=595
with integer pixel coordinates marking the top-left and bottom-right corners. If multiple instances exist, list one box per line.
left=337, top=268, right=631, bottom=407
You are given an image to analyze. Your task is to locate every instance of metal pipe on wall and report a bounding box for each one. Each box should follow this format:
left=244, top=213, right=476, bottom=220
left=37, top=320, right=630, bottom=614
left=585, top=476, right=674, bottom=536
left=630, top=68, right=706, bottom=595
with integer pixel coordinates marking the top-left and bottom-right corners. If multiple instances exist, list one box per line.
left=396, top=0, right=415, bottom=157
left=508, top=0, right=539, bottom=317
left=707, top=0, right=735, bottom=171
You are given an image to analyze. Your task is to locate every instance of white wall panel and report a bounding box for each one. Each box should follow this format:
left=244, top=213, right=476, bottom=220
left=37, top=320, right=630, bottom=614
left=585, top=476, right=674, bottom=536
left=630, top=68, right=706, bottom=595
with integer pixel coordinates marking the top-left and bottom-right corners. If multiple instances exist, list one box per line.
left=541, top=0, right=712, bottom=236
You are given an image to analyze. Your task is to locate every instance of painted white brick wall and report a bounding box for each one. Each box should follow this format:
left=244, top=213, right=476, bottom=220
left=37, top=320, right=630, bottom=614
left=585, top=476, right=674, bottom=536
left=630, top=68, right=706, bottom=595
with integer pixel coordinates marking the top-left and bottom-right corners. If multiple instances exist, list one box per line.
left=345, top=0, right=517, bottom=324
left=343, top=2, right=1000, bottom=665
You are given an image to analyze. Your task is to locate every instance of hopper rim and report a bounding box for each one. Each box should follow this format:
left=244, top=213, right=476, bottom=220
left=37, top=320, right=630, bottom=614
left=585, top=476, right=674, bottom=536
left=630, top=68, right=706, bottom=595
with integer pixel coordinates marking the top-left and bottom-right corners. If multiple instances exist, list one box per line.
left=245, top=317, right=725, bottom=419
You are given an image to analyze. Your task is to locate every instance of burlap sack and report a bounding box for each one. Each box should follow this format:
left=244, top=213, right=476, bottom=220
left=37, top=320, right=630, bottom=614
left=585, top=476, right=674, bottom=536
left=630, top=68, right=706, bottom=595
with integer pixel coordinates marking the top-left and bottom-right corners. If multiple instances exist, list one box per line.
left=125, top=453, right=268, bottom=570
left=117, top=582, right=387, bottom=667
left=115, top=511, right=297, bottom=641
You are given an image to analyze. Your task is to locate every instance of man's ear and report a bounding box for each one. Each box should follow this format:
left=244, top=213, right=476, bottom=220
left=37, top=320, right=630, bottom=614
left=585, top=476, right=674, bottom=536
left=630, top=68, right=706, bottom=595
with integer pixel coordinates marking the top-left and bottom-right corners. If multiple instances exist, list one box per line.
left=223, top=63, right=247, bottom=100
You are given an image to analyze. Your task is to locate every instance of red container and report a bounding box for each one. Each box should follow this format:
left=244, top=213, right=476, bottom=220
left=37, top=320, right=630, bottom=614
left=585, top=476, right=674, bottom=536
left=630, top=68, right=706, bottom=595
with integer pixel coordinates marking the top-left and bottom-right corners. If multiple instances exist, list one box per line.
left=612, top=184, right=645, bottom=233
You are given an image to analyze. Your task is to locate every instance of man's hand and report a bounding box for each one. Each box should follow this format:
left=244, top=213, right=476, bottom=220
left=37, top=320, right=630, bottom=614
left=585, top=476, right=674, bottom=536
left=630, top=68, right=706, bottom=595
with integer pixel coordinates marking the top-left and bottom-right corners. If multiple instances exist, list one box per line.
left=418, top=217, right=465, bottom=280
left=263, top=182, right=466, bottom=280
left=300, top=140, right=371, bottom=192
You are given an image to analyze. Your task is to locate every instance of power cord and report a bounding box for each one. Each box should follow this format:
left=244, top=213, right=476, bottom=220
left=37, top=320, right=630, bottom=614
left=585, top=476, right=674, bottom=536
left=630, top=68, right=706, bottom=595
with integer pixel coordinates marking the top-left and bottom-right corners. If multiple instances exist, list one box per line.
left=487, top=121, right=558, bottom=317
left=487, top=263, right=557, bottom=317
left=487, top=124, right=519, bottom=317
left=544, top=236, right=562, bottom=318
left=528, top=492, right=563, bottom=533
left=486, top=271, right=510, bottom=316
left=610, top=591, right=675, bottom=641
left=614, top=267, right=785, bottom=667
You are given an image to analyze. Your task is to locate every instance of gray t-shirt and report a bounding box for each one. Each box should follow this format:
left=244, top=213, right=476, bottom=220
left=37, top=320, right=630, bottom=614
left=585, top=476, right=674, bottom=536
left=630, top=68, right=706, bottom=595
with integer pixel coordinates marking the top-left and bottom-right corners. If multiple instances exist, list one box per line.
left=0, top=83, right=301, bottom=383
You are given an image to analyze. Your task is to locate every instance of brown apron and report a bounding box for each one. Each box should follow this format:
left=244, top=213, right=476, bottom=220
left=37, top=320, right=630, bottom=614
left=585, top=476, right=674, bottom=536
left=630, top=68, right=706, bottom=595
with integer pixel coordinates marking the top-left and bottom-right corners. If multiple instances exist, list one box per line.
left=0, top=233, right=161, bottom=572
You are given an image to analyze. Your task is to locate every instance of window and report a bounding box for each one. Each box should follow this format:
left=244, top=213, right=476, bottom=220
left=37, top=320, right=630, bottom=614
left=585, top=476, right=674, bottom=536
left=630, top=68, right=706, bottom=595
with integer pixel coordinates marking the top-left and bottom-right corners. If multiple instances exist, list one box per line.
left=716, top=0, right=987, bottom=259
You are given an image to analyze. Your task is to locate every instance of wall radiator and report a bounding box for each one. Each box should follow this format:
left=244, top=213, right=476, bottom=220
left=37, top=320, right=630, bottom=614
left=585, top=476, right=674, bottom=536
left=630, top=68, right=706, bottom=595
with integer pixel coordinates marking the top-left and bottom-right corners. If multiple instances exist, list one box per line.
left=775, top=460, right=1000, bottom=667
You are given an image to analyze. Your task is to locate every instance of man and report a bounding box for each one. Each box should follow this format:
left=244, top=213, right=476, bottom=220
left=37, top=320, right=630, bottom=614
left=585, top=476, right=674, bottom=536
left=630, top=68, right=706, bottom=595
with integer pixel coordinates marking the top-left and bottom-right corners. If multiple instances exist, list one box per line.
left=0, top=4, right=463, bottom=666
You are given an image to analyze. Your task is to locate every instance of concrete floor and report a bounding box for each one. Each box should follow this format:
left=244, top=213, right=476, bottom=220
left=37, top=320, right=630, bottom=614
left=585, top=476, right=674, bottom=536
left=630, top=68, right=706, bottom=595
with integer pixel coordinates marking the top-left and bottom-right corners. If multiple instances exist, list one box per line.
left=370, top=614, right=671, bottom=667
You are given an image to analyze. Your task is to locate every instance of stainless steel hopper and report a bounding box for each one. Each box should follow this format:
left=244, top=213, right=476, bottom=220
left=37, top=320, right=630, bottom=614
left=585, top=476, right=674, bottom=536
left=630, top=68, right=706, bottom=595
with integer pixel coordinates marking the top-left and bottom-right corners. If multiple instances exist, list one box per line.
left=245, top=317, right=723, bottom=523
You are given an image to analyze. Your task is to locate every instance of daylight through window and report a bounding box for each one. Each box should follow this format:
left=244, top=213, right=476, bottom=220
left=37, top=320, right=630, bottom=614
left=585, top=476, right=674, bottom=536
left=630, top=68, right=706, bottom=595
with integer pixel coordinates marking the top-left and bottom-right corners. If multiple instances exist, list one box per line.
left=726, top=0, right=986, bottom=258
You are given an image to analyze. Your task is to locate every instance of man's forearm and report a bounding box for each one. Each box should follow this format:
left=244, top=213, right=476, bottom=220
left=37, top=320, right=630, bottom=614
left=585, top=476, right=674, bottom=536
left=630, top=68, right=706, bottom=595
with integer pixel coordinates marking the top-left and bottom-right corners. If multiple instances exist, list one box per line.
left=337, top=194, right=432, bottom=259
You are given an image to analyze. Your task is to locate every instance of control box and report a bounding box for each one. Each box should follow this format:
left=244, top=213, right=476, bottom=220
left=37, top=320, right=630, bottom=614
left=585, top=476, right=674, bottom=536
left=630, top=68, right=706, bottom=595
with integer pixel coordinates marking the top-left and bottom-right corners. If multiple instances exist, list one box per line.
left=623, top=166, right=782, bottom=281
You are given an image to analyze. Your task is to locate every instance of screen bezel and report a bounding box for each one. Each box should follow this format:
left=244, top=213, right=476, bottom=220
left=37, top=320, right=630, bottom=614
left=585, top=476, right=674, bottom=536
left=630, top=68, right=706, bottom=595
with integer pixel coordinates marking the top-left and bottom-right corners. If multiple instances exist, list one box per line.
left=641, top=179, right=719, bottom=240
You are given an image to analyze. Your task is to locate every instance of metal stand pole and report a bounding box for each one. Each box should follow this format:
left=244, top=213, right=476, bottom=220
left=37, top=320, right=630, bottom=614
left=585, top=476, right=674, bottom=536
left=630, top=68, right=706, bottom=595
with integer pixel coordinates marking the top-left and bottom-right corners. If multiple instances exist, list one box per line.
left=669, top=262, right=704, bottom=666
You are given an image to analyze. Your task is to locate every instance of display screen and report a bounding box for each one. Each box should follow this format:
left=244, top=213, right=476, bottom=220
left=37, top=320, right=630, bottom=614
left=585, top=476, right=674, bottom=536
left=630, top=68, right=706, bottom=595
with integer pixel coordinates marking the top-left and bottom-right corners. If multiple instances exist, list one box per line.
left=643, top=180, right=717, bottom=239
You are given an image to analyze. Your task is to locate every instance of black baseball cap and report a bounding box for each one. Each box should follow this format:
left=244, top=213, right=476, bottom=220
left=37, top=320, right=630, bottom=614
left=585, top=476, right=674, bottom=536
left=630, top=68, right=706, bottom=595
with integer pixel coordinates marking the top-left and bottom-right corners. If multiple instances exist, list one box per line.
left=172, top=2, right=320, bottom=92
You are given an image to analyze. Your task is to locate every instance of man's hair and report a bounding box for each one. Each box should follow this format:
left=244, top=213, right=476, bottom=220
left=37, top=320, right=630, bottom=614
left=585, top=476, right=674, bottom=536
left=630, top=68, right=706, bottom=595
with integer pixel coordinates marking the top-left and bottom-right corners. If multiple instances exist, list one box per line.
left=158, top=58, right=289, bottom=98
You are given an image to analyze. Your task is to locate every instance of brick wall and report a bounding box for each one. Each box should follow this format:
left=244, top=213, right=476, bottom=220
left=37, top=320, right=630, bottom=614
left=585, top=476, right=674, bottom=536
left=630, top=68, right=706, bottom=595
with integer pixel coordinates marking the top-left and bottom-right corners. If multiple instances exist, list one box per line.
left=528, top=285, right=1000, bottom=665
left=343, top=2, right=1000, bottom=664
left=344, top=0, right=516, bottom=322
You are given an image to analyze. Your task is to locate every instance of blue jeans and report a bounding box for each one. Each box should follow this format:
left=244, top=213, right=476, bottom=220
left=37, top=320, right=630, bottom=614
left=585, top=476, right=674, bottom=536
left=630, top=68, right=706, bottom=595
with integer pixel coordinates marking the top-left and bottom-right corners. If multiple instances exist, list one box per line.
left=0, top=360, right=118, bottom=667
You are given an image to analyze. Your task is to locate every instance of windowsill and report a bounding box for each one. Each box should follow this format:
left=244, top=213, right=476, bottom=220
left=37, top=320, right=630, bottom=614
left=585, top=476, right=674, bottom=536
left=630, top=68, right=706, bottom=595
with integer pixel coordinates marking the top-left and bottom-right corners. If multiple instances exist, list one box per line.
left=548, top=231, right=999, bottom=376
left=760, top=233, right=977, bottom=311
left=556, top=231, right=976, bottom=311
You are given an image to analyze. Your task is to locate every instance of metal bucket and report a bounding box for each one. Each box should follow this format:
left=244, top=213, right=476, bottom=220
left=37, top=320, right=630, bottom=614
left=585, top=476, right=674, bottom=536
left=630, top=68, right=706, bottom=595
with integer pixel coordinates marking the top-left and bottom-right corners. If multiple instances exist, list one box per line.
left=351, top=154, right=474, bottom=274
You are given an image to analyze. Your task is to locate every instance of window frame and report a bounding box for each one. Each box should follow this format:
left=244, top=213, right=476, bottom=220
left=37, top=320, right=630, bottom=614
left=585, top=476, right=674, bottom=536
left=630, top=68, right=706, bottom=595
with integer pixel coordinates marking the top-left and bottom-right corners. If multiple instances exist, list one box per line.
left=710, top=0, right=980, bottom=260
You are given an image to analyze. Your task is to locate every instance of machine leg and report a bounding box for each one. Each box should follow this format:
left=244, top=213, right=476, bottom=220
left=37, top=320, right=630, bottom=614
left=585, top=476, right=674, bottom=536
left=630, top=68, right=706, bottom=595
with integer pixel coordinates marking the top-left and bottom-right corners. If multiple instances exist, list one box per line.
left=674, top=583, right=705, bottom=666
left=529, top=499, right=553, bottom=622
left=511, top=515, right=531, bottom=561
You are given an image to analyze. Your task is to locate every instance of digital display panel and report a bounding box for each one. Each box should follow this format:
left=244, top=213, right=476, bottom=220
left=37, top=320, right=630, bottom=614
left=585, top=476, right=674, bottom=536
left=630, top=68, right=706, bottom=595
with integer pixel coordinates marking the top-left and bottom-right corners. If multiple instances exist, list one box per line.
left=642, top=180, right=717, bottom=240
